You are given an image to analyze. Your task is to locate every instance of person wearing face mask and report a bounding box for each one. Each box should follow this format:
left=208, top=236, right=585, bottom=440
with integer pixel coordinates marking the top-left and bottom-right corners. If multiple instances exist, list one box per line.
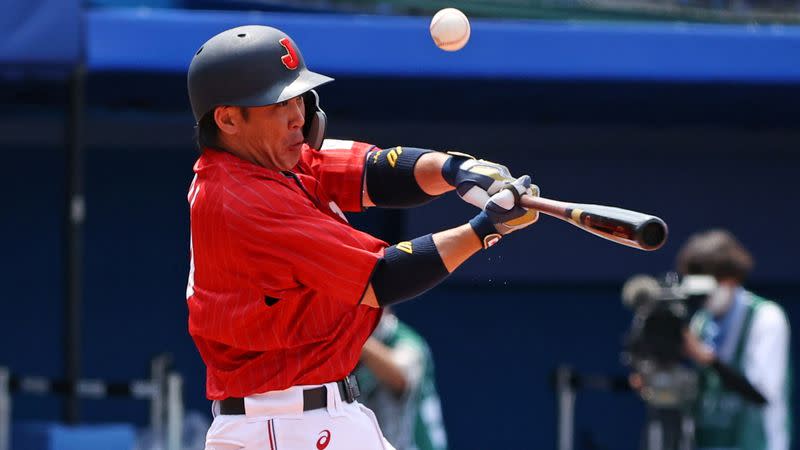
left=677, top=229, right=792, bottom=450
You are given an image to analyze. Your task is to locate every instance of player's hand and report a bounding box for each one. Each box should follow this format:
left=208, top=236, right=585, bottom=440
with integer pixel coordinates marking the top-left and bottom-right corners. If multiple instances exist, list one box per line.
left=469, top=175, right=538, bottom=248
left=484, top=175, right=539, bottom=234
left=441, top=152, right=540, bottom=217
left=442, top=152, right=513, bottom=206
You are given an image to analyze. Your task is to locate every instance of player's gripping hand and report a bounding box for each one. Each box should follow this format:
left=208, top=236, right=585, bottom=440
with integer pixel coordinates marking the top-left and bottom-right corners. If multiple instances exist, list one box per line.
left=441, top=152, right=514, bottom=208
left=469, top=175, right=539, bottom=248
left=441, top=152, right=540, bottom=213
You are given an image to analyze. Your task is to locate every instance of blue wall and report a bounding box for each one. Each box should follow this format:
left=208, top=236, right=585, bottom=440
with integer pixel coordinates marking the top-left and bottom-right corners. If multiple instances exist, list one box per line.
left=87, top=9, right=800, bottom=82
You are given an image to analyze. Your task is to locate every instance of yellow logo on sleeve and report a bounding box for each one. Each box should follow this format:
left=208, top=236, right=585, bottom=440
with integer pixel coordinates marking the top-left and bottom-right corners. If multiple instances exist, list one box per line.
left=387, top=147, right=403, bottom=168
left=396, top=241, right=413, bottom=254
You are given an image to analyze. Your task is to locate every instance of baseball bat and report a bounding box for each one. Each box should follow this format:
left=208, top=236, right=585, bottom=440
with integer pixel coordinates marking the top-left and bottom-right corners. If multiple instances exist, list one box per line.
left=520, top=195, right=668, bottom=251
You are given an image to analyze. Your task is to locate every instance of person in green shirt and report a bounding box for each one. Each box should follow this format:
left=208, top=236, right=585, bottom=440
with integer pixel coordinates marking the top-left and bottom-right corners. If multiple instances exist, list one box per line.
left=355, top=310, right=448, bottom=450
left=678, top=229, right=792, bottom=450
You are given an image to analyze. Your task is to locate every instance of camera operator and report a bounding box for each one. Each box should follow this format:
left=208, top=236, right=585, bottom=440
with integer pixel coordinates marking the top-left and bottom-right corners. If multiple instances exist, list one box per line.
left=678, top=229, right=792, bottom=450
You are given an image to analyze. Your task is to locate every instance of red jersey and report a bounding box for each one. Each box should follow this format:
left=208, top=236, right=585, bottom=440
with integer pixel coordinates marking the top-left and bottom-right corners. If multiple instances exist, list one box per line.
left=186, top=140, right=386, bottom=400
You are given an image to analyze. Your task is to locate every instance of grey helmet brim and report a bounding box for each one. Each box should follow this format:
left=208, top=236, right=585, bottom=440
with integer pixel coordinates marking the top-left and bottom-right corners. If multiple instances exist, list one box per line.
left=222, top=69, right=334, bottom=113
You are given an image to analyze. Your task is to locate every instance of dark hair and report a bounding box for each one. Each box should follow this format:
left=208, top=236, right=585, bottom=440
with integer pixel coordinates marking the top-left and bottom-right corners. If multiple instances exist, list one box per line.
left=676, top=229, right=754, bottom=282
left=194, top=107, right=249, bottom=151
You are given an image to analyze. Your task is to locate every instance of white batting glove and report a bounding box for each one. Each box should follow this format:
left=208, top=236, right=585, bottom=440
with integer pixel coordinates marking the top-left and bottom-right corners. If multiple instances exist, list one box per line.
left=469, top=175, right=539, bottom=248
left=485, top=176, right=539, bottom=234
left=441, top=152, right=540, bottom=217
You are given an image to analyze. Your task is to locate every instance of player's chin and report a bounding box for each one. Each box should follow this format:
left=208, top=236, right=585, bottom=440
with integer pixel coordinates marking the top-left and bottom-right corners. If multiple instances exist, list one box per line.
left=279, top=150, right=302, bottom=170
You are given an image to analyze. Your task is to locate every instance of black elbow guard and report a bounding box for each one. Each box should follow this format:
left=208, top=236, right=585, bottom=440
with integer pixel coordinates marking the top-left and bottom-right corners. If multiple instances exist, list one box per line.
left=366, top=147, right=439, bottom=208
left=371, top=234, right=450, bottom=306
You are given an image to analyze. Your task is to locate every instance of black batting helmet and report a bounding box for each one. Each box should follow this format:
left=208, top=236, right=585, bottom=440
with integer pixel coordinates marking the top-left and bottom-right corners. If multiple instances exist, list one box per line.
left=188, top=25, right=333, bottom=149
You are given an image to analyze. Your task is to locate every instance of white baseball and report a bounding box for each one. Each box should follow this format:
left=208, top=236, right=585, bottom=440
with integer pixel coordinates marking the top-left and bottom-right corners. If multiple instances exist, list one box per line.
left=429, top=8, right=471, bottom=52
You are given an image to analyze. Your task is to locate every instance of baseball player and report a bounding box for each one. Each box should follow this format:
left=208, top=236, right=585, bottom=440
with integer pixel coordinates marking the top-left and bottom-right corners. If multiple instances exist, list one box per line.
left=186, top=25, right=538, bottom=450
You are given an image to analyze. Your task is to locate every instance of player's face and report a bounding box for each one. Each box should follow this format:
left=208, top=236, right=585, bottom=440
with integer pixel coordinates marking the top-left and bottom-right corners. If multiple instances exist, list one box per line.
left=239, top=95, right=306, bottom=171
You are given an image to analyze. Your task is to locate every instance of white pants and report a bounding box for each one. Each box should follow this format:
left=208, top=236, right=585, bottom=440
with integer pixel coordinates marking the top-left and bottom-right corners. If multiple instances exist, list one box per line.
left=205, top=382, right=396, bottom=450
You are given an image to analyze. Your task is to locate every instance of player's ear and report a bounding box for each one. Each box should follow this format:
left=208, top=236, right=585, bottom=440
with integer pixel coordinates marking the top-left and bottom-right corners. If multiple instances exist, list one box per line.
left=214, top=106, right=240, bottom=136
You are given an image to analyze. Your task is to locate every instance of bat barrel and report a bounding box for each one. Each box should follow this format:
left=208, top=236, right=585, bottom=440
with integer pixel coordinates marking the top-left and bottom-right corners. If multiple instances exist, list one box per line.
left=521, top=195, right=668, bottom=251
left=575, top=208, right=668, bottom=251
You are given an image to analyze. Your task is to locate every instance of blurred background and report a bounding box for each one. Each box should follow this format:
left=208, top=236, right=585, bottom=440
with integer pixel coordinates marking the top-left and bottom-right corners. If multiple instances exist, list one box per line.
left=2, top=0, right=799, bottom=449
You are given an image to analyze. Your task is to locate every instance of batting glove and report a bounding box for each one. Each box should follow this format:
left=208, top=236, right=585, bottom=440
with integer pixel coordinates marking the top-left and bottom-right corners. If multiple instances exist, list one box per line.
left=469, top=175, right=539, bottom=248
left=441, top=152, right=540, bottom=212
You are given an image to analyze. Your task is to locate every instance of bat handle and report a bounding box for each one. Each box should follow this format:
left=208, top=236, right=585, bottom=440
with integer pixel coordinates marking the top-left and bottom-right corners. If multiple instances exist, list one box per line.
left=520, top=195, right=572, bottom=217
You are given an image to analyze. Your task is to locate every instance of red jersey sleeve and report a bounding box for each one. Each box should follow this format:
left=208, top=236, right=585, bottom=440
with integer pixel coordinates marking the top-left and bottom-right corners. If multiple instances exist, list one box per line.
left=296, top=139, right=376, bottom=212
left=223, top=177, right=385, bottom=307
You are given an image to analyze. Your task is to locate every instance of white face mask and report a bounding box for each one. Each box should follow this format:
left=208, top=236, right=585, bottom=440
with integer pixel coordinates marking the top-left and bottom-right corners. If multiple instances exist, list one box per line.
left=705, top=285, right=735, bottom=316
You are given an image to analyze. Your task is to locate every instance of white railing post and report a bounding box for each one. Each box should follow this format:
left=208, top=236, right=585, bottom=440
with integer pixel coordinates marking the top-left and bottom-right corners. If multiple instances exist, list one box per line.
left=150, top=355, right=170, bottom=440
left=166, top=373, right=183, bottom=450
left=556, top=366, right=575, bottom=450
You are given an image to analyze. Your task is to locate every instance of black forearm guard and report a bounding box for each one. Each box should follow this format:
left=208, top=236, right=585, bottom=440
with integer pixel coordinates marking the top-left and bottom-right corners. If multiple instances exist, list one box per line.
left=370, top=234, right=450, bottom=306
left=365, top=147, right=439, bottom=208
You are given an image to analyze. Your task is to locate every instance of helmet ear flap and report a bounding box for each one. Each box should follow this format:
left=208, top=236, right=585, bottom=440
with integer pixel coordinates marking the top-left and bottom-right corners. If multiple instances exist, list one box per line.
left=303, top=90, right=327, bottom=150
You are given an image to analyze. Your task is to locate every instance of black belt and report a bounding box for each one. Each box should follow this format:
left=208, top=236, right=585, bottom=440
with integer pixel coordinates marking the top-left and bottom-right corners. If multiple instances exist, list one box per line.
left=219, top=375, right=360, bottom=415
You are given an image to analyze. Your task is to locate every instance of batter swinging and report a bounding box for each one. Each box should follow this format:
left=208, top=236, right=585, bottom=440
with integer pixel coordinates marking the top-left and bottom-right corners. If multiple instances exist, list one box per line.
left=186, top=25, right=538, bottom=450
